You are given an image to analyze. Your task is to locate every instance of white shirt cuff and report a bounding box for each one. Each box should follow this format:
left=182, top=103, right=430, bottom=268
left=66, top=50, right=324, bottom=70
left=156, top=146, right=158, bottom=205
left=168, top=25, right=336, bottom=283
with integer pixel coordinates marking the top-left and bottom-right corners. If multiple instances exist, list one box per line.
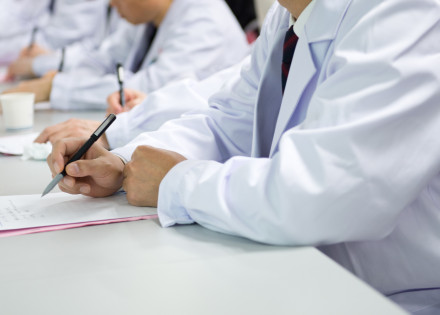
left=50, top=72, right=71, bottom=110
left=157, top=160, right=199, bottom=227
left=106, top=111, right=130, bottom=150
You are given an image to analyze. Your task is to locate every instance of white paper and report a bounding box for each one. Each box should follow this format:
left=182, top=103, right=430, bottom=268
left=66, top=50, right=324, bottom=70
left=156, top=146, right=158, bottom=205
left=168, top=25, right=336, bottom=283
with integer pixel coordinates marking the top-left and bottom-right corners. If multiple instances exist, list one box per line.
left=0, top=192, right=157, bottom=230
left=34, top=102, right=51, bottom=110
left=0, top=132, right=39, bottom=155
left=21, top=142, right=52, bottom=160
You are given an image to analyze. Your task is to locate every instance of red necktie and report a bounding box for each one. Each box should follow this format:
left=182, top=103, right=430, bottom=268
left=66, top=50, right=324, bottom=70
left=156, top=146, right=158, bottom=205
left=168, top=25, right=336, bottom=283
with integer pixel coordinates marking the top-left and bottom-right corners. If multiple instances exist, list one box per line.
left=281, top=25, right=298, bottom=94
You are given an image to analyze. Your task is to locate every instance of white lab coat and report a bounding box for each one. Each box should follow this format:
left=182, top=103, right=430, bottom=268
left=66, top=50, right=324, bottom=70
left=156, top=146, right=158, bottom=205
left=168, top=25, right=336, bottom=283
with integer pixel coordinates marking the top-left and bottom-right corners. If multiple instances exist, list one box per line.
left=0, top=0, right=50, bottom=64
left=32, top=0, right=118, bottom=76
left=50, top=0, right=250, bottom=111
left=112, top=0, right=440, bottom=312
left=0, top=0, right=105, bottom=65
left=106, top=57, right=249, bottom=149
left=35, top=0, right=106, bottom=51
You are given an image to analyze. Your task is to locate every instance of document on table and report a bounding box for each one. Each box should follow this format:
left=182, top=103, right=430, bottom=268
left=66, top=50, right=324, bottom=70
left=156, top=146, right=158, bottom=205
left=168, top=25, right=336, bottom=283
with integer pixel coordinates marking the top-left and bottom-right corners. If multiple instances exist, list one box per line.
left=0, top=132, right=39, bottom=155
left=0, top=192, right=157, bottom=237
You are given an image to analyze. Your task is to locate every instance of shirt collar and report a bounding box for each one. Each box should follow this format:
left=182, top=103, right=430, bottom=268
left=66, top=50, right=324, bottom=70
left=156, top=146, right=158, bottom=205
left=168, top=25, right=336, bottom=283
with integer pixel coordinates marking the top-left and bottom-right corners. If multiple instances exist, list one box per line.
left=290, top=0, right=316, bottom=37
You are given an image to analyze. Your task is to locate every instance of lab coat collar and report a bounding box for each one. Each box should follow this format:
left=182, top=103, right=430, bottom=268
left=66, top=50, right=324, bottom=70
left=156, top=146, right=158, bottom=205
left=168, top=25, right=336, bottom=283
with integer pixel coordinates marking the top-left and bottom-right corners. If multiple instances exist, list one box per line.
left=252, top=26, right=286, bottom=157
left=254, top=0, right=354, bottom=157
left=305, top=0, right=353, bottom=43
left=268, top=0, right=353, bottom=156
left=142, top=0, right=184, bottom=66
left=269, top=27, right=317, bottom=156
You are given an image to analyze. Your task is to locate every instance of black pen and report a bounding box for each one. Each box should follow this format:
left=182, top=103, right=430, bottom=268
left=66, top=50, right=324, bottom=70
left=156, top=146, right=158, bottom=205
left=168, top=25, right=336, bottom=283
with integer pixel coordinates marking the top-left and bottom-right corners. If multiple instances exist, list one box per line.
left=28, top=27, right=38, bottom=53
left=58, top=47, right=65, bottom=72
left=41, top=114, right=117, bottom=197
left=116, top=63, right=125, bottom=107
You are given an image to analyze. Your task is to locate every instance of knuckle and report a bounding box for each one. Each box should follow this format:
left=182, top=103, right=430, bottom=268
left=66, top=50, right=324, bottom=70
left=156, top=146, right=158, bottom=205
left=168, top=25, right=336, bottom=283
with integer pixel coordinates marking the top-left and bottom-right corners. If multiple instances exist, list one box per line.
left=58, top=184, right=73, bottom=194
left=126, top=191, right=142, bottom=206
left=40, top=127, right=49, bottom=135
left=68, top=118, right=80, bottom=126
left=136, top=145, right=152, bottom=155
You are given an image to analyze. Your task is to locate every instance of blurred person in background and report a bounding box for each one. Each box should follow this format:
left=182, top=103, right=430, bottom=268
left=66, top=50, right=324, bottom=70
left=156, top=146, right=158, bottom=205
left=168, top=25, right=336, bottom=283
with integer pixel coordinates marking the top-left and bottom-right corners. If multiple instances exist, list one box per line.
left=3, top=0, right=249, bottom=110
left=7, top=0, right=125, bottom=79
left=1, top=0, right=106, bottom=72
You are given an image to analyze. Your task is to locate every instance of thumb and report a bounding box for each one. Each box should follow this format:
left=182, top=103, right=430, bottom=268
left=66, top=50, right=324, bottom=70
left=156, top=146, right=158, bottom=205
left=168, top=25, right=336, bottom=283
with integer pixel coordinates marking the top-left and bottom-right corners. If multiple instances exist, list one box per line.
left=124, top=89, right=137, bottom=102
left=125, top=99, right=139, bottom=110
left=65, top=158, right=107, bottom=178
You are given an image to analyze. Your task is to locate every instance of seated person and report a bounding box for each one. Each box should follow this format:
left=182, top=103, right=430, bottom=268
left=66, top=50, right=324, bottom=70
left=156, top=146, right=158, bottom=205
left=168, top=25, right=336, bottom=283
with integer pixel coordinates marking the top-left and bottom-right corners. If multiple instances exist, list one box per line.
left=3, top=0, right=249, bottom=109
left=2, top=0, right=107, bottom=72
left=47, top=0, right=440, bottom=313
left=0, top=0, right=50, bottom=65
left=8, top=1, right=123, bottom=78
left=35, top=57, right=249, bottom=147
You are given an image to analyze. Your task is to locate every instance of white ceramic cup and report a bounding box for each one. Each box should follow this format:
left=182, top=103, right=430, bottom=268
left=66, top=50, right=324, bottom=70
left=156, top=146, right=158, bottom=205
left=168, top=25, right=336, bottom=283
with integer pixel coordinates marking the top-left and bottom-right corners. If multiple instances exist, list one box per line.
left=0, top=92, right=35, bottom=130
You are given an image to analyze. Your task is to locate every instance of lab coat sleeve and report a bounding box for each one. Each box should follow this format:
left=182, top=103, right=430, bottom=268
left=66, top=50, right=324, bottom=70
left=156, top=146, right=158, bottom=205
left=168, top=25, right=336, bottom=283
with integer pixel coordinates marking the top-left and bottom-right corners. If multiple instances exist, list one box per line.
left=125, top=0, right=249, bottom=93
left=0, top=35, right=29, bottom=64
left=50, top=71, right=119, bottom=110
left=106, top=58, right=247, bottom=149
left=49, top=22, right=139, bottom=110
left=157, top=1, right=440, bottom=246
left=69, top=18, right=137, bottom=74
left=110, top=4, right=280, bottom=160
left=32, top=1, right=113, bottom=76
left=110, top=19, right=274, bottom=161
left=33, top=42, right=94, bottom=76
left=0, top=0, right=49, bottom=37
left=32, top=50, right=62, bottom=76
left=0, top=0, right=50, bottom=64
left=110, top=56, right=256, bottom=161
left=36, top=0, right=105, bottom=50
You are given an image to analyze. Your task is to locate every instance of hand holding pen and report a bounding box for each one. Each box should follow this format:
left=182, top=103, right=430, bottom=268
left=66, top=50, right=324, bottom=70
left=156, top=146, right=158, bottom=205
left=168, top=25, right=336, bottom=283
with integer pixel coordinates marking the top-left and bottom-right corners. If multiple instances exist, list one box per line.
left=5, top=27, right=40, bottom=79
left=27, top=27, right=38, bottom=54
left=43, top=114, right=117, bottom=197
left=106, top=88, right=147, bottom=115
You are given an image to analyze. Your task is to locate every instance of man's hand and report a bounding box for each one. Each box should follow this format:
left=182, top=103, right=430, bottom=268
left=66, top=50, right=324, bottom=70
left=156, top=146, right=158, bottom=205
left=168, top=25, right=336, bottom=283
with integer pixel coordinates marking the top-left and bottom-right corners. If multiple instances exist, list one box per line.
left=2, top=70, right=57, bottom=102
left=47, top=138, right=125, bottom=197
left=123, top=146, right=187, bottom=207
left=5, top=45, right=50, bottom=79
left=35, top=118, right=109, bottom=149
left=21, top=44, right=50, bottom=58
left=106, top=88, right=147, bottom=115
left=6, top=57, right=34, bottom=78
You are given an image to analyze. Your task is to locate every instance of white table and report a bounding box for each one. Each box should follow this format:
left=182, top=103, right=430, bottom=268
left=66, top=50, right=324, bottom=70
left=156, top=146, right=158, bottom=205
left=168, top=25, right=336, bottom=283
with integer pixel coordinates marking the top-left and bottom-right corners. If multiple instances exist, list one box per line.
left=0, top=109, right=408, bottom=315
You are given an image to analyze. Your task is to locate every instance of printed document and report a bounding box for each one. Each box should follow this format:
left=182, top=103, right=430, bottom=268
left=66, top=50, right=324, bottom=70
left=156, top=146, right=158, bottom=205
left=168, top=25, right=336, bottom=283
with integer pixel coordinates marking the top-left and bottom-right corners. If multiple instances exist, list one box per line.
left=0, top=192, right=157, bottom=232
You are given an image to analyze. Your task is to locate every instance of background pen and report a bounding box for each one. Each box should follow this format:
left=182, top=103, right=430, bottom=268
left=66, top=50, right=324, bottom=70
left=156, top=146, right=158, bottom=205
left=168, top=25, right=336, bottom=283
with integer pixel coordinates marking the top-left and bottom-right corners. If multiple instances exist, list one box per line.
left=41, top=114, right=117, bottom=197
left=28, top=27, right=38, bottom=53
left=58, top=47, right=65, bottom=72
left=116, top=63, right=125, bottom=108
